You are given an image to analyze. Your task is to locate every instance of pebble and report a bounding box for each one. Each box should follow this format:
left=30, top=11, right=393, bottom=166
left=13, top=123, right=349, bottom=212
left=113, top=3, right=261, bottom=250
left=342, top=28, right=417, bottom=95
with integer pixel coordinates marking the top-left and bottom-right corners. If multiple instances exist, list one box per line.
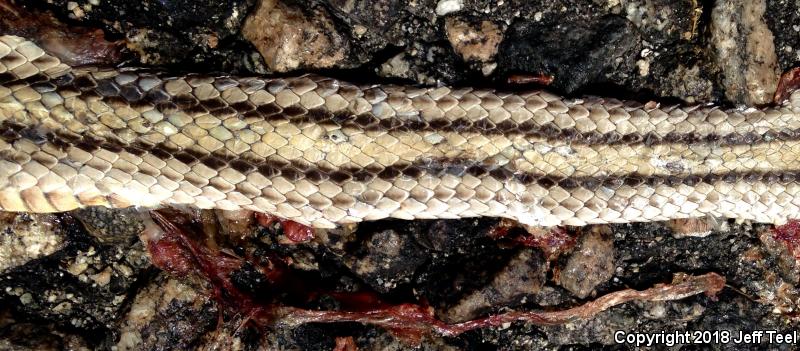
left=557, top=225, right=616, bottom=299
left=436, top=0, right=463, bottom=16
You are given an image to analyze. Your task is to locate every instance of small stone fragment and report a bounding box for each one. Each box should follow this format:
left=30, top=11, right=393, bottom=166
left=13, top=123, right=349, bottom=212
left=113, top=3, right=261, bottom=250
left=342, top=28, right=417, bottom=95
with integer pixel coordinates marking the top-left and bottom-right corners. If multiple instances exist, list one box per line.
left=436, top=0, right=463, bottom=16
left=89, top=267, right=112, bottom=286
left=667, top=217, right=717, bottom=238
left=379, top=53, right=412, bottom=79
left=445, top=18, right=503, bottom=63
left=556, top=225, right=615, bottom=299
left=242, top=0, right=348, bottom=72
left=663, top=65, right=714, bottom=104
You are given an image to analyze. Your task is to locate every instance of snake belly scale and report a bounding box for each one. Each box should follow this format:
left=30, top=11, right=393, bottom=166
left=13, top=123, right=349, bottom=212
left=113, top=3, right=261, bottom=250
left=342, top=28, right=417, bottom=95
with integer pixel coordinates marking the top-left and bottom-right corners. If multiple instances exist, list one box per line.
left=2, top=35, right=800, bottom=228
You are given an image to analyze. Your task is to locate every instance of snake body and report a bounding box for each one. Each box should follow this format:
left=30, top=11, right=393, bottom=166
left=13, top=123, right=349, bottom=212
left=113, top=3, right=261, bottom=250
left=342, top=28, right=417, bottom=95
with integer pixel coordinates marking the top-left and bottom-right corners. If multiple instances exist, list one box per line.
left=2, top=35, right=800, bottom=228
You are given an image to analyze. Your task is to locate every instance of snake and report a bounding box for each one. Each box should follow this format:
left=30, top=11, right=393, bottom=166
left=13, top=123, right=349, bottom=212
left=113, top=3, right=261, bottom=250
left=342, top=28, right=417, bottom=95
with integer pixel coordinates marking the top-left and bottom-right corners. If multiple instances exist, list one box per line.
left=2, top=35, right=800, bottom=228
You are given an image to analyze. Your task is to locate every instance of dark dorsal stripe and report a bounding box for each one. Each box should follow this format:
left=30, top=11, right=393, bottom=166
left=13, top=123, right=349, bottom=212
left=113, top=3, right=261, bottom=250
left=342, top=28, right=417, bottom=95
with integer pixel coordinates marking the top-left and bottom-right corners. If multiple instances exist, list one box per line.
left=2, top=122, right=798, bottom=192
left=9, top=72, right=800, bottom=148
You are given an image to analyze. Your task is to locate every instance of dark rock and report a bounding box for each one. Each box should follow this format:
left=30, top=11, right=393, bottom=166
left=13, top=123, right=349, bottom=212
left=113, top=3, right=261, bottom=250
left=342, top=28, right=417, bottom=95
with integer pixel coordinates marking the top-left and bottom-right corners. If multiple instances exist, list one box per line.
left=413, top=218, right=516, bottom=310
left=115, top=274, right=218, bottom=350
left=687, top=290, right=795, bottom=351
left=612, top=221, right=787, bottom=304
left=412, top=217, right=498, bottom=254
left=0, top=308, right=91, bottom=350
left=0, top=214, right=151, bottom=347
left=73, top=207, right=144, bottom=245
left=35, top=0, right=254, bottom=67
left=347, top=228, right=427, bottom=293
left=766, top=0, right=800, bottom=75
left=323, top=0, right=406, bottom=55
left=498, top=14, right=641, bottom=94
left=442, top=248, right=546, bottom=323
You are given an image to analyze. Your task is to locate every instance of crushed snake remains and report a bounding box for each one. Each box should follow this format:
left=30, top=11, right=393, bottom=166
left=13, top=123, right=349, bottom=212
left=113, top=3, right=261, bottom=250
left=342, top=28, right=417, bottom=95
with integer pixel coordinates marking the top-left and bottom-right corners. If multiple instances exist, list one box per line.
left=2, top=35, right=800, bottom=228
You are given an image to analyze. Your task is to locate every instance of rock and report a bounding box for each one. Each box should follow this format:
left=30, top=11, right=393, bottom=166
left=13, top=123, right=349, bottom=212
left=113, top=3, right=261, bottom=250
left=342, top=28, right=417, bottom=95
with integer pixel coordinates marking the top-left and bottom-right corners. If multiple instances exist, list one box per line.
left=766, top=0, right=800, bottom=72
left=347, top=228, right=427, bottom=293
left=0, top=213, right=65, bottom=273
left=496, top=0, right=716, bottom=102
left=667, top=217, right=718, bottom=238
left=436, top=0, right=463, bottom=16
left=0, top=214, right=151, bottom=340
left=661, top=64, right=714, bottom=104
left=73, top=207, right=145, bottom=246
left=445, top=18, right=503, bottom=63
left=313, top=223, right=359, bottom=256
left=115, top=274, right=217, bottom=351
left=318, top=219, right=501, bottom=295
left=323, top=0, right=405, bottom=42
left=498, top=13, right=640, bottom=94
left=124, top=29, right=193, bottom=65
left=413, top=218, right=519, bottom=312
left=442, top=248, right=546, bottom=323
left=41, top=0, right=252, bottom=66
left=711, top=0, right=779, bottom=105
left=617, top=0, right=702, bottom=44
left=379, top=53, right=414, bottom=80
left=0, top=309, right=91, bottom=350
left=242, top=0, right=348, bottom=72
left=413, top=218, right=497, bottom=254
left=556, top=225, right=615, bottom=299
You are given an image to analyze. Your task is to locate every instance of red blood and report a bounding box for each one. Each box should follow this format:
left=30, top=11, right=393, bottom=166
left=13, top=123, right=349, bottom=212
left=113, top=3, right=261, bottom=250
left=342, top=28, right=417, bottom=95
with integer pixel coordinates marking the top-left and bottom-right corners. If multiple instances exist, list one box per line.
left=149, top=212, right=254, bottom=308
left=255, top=212, right=315, bottom=243
left=146, top=238, right=194, bottom=276
left=490, top=223, right=576, bottom=258
left=282, top=220, right=314, bottom=243
left=488, top=223, right=512, bottom=239
left=147, top=211, right=723, bottom=346
left=255, top=212, right=279, bottom=227
left=773, top=219, right=800, bottom=259
left=515, top=227, right=576, bottom=256
left=774, top=67, right=800, bottom=104
left=326, top=291, right=391, bottom=311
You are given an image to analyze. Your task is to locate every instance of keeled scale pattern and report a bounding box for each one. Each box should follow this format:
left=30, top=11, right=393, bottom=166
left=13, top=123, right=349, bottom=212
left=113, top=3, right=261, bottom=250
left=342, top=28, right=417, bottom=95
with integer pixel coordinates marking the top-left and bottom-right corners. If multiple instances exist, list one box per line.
left=2, top=35, right=800, bottom=227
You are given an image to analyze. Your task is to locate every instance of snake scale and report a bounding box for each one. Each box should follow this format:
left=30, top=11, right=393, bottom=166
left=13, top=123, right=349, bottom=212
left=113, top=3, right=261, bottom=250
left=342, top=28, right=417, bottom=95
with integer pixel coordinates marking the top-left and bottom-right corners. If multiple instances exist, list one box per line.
left=2, top=35, right=800, bottom=228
